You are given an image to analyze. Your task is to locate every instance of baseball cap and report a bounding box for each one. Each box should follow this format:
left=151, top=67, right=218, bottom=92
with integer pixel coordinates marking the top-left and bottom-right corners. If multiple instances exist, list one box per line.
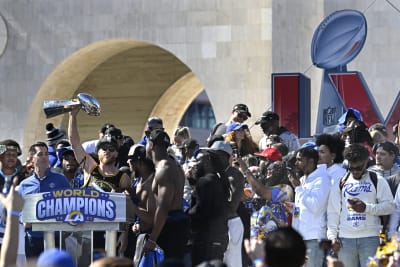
left=209, top=141, right=233, bottom=155
left=147, top=117, right=163, bottom=128
left=254, top=147, right=282, bottom=161
left=300, top=141, right=317, bottom=149
left=0, top=139, right=22, bottom=156
left=369, top=123, right=387, bottom=134
left=338, top=108, right=363, bottom=124
left=233, top=104, right=251, bottom=117
left=59, top=146, right=74, bottom=159
left=37, top=248, right=76, bottom=267
left=226, top=123, right=249, bottom=133
left=127, top=144, right=146, bottom=161
left=96, top=136, right=119, bottom=152
left=149, top=129, right=170, bottom=148
left=255, top=111, right=280, bottom=125
left=342, top=120, right=367, bottom=134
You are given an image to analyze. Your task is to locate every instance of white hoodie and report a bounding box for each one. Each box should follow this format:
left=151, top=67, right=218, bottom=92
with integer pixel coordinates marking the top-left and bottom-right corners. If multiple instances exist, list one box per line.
left=327, top=171, right=394, bottom=240
left=291, top=164, right=331, bottom=240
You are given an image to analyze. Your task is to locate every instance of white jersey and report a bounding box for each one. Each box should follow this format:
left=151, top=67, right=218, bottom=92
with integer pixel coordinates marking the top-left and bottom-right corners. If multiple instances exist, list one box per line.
left=327, top=172, right=394, bottom=239
left=291, top=164, right=331, bottom=240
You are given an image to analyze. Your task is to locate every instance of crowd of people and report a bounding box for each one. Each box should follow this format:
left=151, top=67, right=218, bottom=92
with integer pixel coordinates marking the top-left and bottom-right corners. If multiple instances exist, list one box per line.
left=0, top=102, right=400, bottom=267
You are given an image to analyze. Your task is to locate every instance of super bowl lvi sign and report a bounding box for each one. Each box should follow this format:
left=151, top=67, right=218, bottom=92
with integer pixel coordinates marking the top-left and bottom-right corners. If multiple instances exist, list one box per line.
left=21, top=189, right=133, bottom=231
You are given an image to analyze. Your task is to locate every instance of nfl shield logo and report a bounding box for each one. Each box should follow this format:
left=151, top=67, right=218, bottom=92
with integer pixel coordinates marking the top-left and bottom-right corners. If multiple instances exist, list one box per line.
left=323, top=106, right=336, bottom=126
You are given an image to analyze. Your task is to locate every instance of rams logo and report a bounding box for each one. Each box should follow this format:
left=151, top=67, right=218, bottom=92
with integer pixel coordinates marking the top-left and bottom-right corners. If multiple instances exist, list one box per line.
left=64, top=211, right=85, bottom=226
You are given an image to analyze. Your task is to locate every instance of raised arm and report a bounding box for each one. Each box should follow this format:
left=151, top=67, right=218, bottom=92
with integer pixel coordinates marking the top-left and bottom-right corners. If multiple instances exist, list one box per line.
left=237, top=157, right=271, bottom=200
left=68, top=105, right=96, bottom=174
left=0, top=178, right=24, bottom=267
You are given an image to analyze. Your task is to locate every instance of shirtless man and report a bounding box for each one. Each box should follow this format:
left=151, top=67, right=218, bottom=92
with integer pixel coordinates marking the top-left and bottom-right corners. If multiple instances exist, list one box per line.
left=143, top=129, right=190, bottom=260
left=125, top=144, right=156, bottom=263
left=127, top=144, right=156, bottom=233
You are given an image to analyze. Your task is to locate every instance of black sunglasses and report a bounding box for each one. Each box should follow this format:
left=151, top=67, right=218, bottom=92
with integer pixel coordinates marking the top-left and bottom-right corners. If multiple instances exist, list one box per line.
left=62, top=154, right=76, bottom=161
left=347, top=165, right=365, bottom=172
left=100, top=145, right=116, bottom=152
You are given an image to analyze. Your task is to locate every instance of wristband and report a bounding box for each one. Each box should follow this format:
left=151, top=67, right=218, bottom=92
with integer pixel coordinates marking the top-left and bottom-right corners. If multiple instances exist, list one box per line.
left=9, top=210, right=21, bottom=217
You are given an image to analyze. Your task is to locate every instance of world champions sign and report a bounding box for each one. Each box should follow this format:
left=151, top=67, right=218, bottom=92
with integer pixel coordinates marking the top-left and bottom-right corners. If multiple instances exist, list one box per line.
left=21, top=189, right=133, bottom=231
left=36, top=189, right=116, bottom=226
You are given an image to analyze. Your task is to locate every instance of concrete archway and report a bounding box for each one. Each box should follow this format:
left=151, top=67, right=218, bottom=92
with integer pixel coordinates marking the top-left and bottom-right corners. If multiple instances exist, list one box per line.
left=24, top=39, right=204, bottom=151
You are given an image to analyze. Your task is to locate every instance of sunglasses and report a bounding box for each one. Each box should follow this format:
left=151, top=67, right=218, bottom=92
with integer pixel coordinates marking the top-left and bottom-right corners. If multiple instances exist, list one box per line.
left=100, top=145, right=116, bottom=152
left=62, top=154, right=76, bottom=161
left=347, top=164, right=365, bottom=172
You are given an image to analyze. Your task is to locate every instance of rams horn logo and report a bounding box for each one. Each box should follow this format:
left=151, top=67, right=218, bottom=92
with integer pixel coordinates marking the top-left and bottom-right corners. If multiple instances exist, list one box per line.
left=64, top=211, right=84, bottom=226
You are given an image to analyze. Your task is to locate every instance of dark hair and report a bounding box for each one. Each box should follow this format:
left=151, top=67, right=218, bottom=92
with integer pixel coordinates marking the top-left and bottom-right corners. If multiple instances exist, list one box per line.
left=345, top=120, right=373, bottom=147
left=28, top=141, right=48, bottom=156
left=55, top=139, right=71, bottom=148
left=296, top=147, right=319, bottom=165
left=264, top=227, right=306, bottom=267
left=315, top=133, right=345, bottom=163
left=272, top=143, right=289, bottom=157
left=344, top=143, right=369, bottom=163
left=267, top=134, right=282, bottom=143
left=99, top=123, right=115, bottom=135
left=372, top=141, right=399, bottom=156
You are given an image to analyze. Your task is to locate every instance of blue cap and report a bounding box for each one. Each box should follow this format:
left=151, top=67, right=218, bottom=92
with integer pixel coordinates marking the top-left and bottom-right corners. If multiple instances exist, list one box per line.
left=37, top=249, right=76, bottom=267
left=338, top=108, right=363, bottom=124
left=226, top=123, right=249, bottom=133
left=301, top=141, right=317, bottom=150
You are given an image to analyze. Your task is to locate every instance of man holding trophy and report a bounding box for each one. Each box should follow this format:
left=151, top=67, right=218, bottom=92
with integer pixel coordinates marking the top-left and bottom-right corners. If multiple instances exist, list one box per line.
left=67, top=98, right=131, bottom=256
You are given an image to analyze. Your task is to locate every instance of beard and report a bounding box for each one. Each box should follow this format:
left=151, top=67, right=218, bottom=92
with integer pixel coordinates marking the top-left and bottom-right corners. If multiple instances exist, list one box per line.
left=63, top=166, right=77, bottom=175
left=100, top=154, right=117, bottom=165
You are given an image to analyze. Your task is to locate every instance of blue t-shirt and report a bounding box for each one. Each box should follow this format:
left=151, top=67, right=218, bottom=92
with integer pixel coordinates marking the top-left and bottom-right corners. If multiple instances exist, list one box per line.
left=138, top=135, right=149, bottom=146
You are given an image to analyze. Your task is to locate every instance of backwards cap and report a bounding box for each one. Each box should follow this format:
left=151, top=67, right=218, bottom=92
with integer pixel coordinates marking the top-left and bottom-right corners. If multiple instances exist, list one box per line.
left=255, top=111, right=279, bottom=125
left=149, top=129, right=170, bottom=148
left=0, top=139, right=21, bottom=156
left=233, top=104, right=251, bottom=117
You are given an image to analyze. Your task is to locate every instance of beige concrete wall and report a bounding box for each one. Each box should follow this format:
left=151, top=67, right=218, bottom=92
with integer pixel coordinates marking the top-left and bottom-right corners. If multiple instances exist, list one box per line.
left=0, top=0, right=273, bottom=152
left=0, top=0, right=398, bottom=153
